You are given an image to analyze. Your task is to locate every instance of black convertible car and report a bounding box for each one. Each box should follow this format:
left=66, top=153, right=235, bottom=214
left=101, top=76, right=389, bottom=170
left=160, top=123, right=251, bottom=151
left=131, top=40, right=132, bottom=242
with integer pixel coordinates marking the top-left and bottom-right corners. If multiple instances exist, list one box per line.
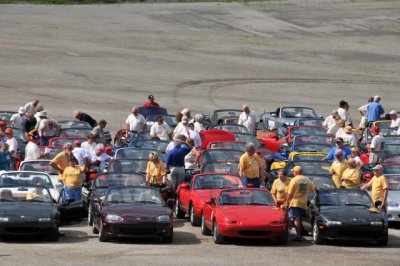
left=92, top=186, right=174, bottom=243
left=303, top=189, right=388, bottom=245
left=0, top=186, right=60, bottom=241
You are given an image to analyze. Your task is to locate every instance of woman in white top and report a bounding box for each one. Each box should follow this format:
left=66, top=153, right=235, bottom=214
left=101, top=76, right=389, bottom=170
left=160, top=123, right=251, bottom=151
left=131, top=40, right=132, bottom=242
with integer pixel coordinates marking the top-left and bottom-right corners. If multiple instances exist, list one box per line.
left=184, top=138, right=199, bottom=169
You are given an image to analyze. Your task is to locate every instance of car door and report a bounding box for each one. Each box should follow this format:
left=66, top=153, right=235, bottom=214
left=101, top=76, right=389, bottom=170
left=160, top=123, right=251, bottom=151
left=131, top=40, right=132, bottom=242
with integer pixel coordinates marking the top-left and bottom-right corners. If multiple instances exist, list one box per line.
left=179, top=183, right=192, bottom=213
left=303, top=194, right=317, bottom=232
left=203, top=198, right=216, bottom=229
left=57, top=189, right=85, bottom=220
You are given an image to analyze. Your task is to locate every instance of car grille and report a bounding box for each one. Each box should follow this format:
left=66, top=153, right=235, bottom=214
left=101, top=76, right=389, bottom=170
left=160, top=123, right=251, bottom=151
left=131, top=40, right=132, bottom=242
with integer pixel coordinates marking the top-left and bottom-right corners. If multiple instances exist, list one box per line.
left=5, top=227, right=40, bottom=234
left=120, top=228, right=157, bottom=235
left=337, top=230, right=372, bottom=237
left=239, top=231, right=270, bottom=237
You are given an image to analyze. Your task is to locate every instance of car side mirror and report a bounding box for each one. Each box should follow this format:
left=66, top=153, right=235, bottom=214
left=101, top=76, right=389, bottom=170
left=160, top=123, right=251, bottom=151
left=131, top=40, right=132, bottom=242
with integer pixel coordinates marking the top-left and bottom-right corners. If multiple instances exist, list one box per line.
left=205, top=198, right=215, bottom=206
left=307, top=199, right=315, bottom=208
left=269, top=133, right=279, bottom=140
left=270, top=113, right=277, bottom=118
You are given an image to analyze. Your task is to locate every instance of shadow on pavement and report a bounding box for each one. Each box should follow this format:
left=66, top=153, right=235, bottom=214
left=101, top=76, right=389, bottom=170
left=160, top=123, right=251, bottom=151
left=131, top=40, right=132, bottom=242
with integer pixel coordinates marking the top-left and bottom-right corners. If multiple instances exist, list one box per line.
left=0, top=229, right=92, bottom=244
left=108, top=231, right=201, bottom=245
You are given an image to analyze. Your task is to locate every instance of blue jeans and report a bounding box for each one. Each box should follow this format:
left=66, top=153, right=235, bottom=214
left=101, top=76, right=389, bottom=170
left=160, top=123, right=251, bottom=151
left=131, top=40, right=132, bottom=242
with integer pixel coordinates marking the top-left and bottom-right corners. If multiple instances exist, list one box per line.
left=242, top=176, right=261, bottom=188
left=289, top=207, right=303, bottom=219
left=128, top=131, right=145, bottom=147
left=40, top=136, right=51, bottom=146
left=64, top=185, right=82, bottom=201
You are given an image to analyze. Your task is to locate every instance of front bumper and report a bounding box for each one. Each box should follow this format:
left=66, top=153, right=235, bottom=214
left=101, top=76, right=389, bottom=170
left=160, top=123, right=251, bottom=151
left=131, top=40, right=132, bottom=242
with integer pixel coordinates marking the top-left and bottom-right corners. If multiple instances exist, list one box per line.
left=387, top=206, right=400, bottom=222
left=102, top=221, right=173, bottom=239
left=0, top=221, right=58, bottom=236
left=219, top=223, right=287, bottom=239
left=318, top=224, right=387, bottom=242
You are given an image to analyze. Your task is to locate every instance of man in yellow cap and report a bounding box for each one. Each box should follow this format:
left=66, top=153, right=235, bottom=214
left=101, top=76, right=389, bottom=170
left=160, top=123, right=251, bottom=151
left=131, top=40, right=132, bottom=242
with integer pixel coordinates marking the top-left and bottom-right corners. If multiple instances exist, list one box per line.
left=286, top=166, right=316, bottom=241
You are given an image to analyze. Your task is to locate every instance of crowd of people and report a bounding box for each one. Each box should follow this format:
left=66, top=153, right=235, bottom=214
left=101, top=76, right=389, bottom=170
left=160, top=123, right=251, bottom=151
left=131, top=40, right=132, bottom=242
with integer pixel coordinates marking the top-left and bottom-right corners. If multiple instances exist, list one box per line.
left=1, top=94, right=394, bottom=241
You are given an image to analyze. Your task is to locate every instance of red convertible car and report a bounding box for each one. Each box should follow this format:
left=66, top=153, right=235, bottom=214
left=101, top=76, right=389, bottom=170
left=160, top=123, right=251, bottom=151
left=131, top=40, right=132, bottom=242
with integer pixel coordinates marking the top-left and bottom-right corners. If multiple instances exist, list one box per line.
left=201, top=188, right=289, bottom=244
left=175, top=173, right=242, bottom=226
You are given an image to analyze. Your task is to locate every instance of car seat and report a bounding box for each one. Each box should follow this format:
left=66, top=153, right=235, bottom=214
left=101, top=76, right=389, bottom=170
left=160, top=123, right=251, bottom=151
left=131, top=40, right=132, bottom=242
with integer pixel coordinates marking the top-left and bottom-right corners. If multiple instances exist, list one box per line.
left=139, top=191, right=154, bottom=202
left=0, top=189, right=13, bottom=201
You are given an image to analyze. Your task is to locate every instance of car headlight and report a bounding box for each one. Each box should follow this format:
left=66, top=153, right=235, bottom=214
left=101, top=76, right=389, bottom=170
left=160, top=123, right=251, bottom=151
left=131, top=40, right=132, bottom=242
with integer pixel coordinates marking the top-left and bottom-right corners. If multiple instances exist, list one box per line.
left=38, top=218, right=52, bottom=222
left=326, top=221, right=342, bottom=225
left=105, top=214, right=123, bottom=222
left=388, top=201, right=399, bottom=207
left=0, top=217, right=9, bottom=222
left=156, top=215, right=170, bottom=223
left=371, top=221, right=383, bottom=226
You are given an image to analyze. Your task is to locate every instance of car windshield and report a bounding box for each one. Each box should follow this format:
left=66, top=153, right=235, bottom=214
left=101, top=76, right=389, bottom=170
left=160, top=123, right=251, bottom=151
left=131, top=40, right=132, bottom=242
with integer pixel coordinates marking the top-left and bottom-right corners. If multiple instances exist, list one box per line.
left=193, top=174, right=241, bottom=189
left=58, top=120, right=92, bottom=129
left=212, top=125, right=249, bottom=134
left=384, top=136, right=400, bottom=144
left=382, top=155, right=400, bottom=164
left=386, top=176, right=400, bottom=190
left=146, top=115, right=176, bottom=127
left=295, top=119, right=323, bottom=127
left=114, top=148, right=165, bottom=161
left=208, top=142, right=246, bottom=151
left=0, top=172, right=53, bottom=188
left=0, top=112, right=14, bottom=122
left=11, top=128, right=28, bottom=142
left=290, top=127, right=327, bottom=138
left=60, top=128, right=91, bottom=137
left=383, top=165, right=400, bottom=175
left=383, top=144, right=400, bottom=156
left=218, top=189, right=276, bottom=206
left=202, top=150, right=243, bottom=164
left=234, top=133, right=263, bottom=148
left=287, top=161, right=331, bottom=176
left=19, top=161, right=58, bottom=175
left=49, top=137, right=86, bottom=147
left=291, top=152, right=327, bottom=161
left=293, top=144, right=332, bottom=153
left=293, top=135, right=334, bottom=146
left=211, top=110, right=242, bottom=124
left=308, top=175, right=333, bottom=189
left=202, top=162, right=239, bottom=174
left=129, top=140, right=169, bottom=152
left=107, top=159, right=148, bottom=174
left=0, top=186, right=52, bottom=203
left=40, top=147, right=63, bottom=160
left=94, top=173, right=146, bottom=187
left=318, top=190, right=373, bottom=207
left=105, top=187, right=163, bottom=204
left=281, top=107, right=317, bottom=118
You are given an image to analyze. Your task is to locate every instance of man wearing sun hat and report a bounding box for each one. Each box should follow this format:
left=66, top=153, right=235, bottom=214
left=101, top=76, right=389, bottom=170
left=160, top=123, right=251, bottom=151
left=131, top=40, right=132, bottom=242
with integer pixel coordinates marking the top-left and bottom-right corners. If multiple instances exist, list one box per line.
left=389, top=110, right=400, bottom=129
left=10, top=107, right=26, bottom=130
left=286, top=166, right=316, bottom=241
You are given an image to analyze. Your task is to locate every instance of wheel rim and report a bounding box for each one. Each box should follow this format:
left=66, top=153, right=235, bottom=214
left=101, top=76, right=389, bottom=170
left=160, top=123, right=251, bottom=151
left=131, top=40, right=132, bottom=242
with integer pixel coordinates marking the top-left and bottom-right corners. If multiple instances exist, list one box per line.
left=313, top=222, right=318, bottom=241
left=88, top=206, right=92, bottom=223
left=213, top=223, right=217, bottom=241
left=175, top=199, right=179, bottom=215
left=190, top=206, right=194, bottom=223
left=99, top=222, right=103, bottom=238
left=201, top=215, right=205, bottom=232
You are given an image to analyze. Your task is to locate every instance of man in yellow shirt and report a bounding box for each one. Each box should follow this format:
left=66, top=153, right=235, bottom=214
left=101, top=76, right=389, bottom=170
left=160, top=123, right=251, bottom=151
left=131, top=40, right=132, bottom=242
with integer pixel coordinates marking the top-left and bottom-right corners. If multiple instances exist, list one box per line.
left=271, top=168, right=290, bottom=208
left=285, top=166, right=316, bottom=241
left=341, top=158, right=361, bottom=189
left=50, top=143, right=74, bottom=181
left=361, top=165, right=388, bottom=209
left=238, top=143, right=263, bottom=188
left=329, top=149, right=347, bottom=188
left=146, top=153, right=167, bottom=187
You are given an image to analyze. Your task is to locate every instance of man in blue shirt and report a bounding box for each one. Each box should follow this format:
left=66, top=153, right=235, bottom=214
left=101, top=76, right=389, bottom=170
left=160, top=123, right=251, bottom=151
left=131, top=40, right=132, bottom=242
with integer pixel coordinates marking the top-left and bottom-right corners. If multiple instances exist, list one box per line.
left=166, top=139, right=192, bottom=189
left=367, top=95, right=385, bottom=123
left=322, top=137, right=351, bottom=162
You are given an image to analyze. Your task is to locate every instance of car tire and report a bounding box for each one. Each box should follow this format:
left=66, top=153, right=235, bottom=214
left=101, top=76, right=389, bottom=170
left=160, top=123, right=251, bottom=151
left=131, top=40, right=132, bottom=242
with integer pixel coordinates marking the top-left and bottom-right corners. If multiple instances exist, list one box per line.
left=213, top=221, right=225, bottom=244
left=313, top=221, right=324, bottom=245
left=175, top=198, right=185, bottom=219
left=190, top=204, right=201, bottom=226
left=162, top=230, right=174, bottom=243
left=88, top=204, right=93, bottom=226
left=92, top=219, right=99, bottom=234
left=98, top=222, right=108, bottom=242
left=276, top=228, right=289, bottom=244
left=47, top=229, right=59, bottom=242
left=377, top=232, right=388, bottom=246
left=201, top=213, right=212, bottom=236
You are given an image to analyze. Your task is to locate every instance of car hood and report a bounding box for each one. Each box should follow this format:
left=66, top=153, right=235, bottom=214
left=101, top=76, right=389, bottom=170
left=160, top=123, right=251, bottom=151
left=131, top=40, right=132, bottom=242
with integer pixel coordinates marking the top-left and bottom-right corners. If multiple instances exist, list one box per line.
left=319, top=206, right=382, bottom=222
left=103, top=204, right=170, bottom=218
left=0, top=202, right=55, bottom=218
left=218, top=205, right=284, bottom=222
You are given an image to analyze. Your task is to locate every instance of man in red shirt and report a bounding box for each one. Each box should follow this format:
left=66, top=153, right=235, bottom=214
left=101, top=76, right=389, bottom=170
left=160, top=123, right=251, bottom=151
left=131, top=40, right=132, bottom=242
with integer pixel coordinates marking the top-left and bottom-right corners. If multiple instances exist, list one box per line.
left=143, top=95, right=160, bottom=107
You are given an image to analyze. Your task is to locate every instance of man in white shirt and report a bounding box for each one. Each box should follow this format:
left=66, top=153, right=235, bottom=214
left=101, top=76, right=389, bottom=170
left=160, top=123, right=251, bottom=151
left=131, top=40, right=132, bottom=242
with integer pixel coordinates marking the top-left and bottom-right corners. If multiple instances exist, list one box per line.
left=10, top=107, right=26, bottom=130
left=357, top=97, right=373, bottom=129
left=368, top=126, right=385, bottom=164
left=89, top=144, right=113, bottom=171
left=81, top=134, right=97, bottom=153
left=24, top=132, right=46, bottom=161
left=238, top=105, right=259, bottom=135
left=389, top=110, right=400, bottom=129
left=323, top=110, right=338, bottom=129
left=38, top=111, right=60, bottom=146
left=187, top=122, right=202, bottom=149
left=150, top=115, right=172, bottom=141
left=125, top=106, right=147, bottom=147
left=337, top=100, right=352, bottom=124
left=5, top=128, right=18, bottom=170
left=72, top=140, right=89, bottom=166
left=24, top=98, right=40, bottom=115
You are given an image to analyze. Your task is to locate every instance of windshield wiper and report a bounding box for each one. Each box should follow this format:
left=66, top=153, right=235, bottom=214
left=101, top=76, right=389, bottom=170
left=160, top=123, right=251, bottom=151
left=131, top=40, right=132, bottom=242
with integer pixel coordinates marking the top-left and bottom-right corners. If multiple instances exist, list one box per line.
left=135, top=201, right=159, bottom=204
left=345, top=203, right=370, bottom=207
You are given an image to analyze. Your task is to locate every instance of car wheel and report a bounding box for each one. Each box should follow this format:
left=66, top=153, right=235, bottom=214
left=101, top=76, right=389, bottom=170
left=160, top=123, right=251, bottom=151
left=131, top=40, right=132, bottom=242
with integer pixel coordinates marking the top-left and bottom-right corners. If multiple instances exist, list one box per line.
left=377, top=232, right=388, bottom=246
left=276, top=228, right=289, bottom=244
left=162, top=230, right=174, bottom=243
left=98, top=222, right=108, bottom=242
left=313, top=221, right=324, bottom=245
left=190, top=204, right=201, bottom=226
left=47, top=228, right=59, bottom=242
left=88, top=204, right=93, bottom=226
left=175, top=198, right=185, bottom=219
left=201, top=213, right=212, bottom=236
left=213, top=221, right=225, bottom=244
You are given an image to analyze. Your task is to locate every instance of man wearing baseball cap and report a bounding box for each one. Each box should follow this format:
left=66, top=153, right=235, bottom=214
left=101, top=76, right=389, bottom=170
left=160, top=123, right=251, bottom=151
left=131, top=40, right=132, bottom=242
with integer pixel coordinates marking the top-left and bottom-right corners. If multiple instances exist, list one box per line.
left=322, top=137, right=351, bottom=162
left=368, top=126, right=385, bottom=164
left=286, top=166, right=316, bottom=241
left=143, top=94, right=160, bottom=107
left=362, top=165, right=388, bottom=210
